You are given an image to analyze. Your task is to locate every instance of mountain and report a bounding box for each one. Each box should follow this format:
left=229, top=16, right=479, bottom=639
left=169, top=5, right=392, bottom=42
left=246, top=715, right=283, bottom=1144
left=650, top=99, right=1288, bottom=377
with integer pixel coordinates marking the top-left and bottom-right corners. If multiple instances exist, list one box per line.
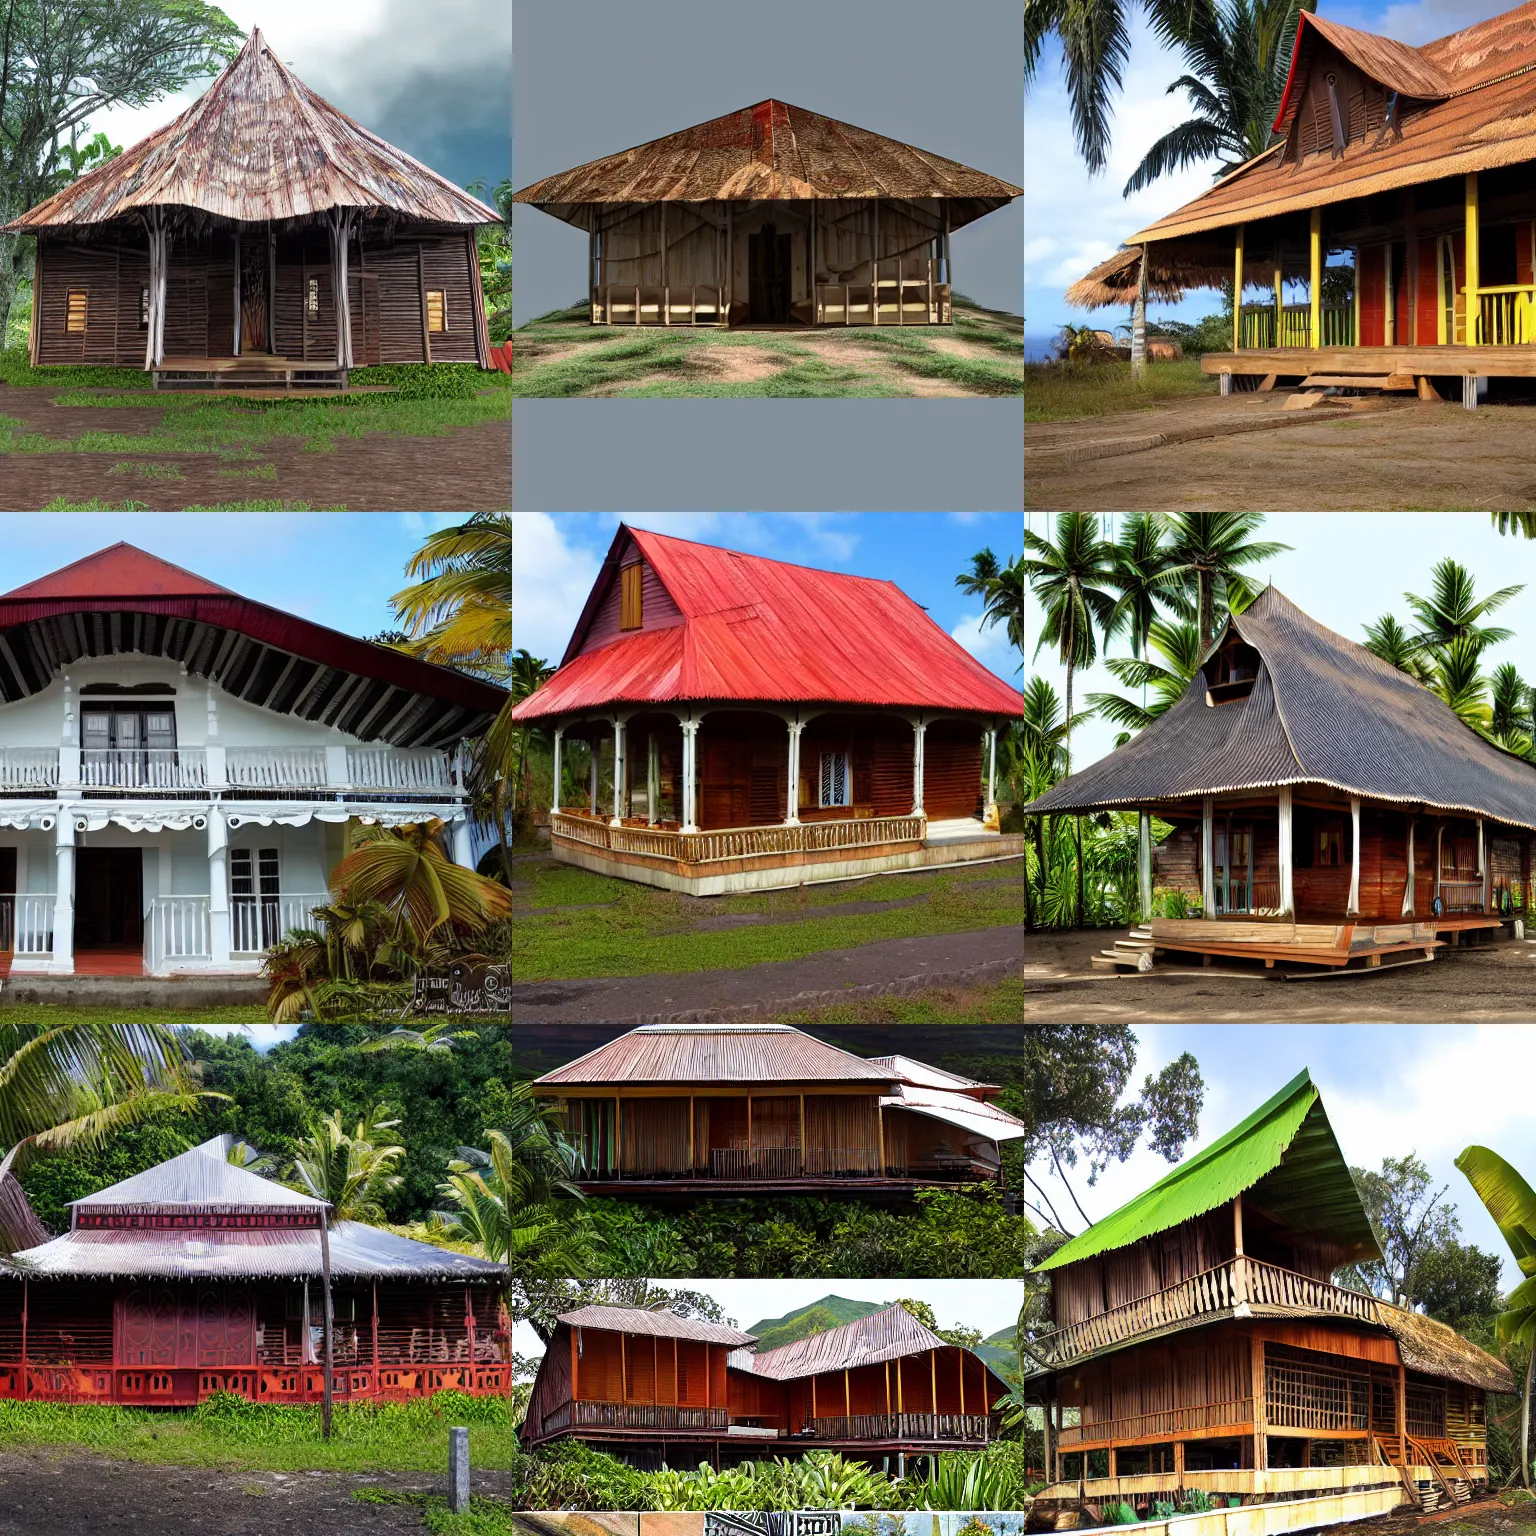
left=747, top=1296, right=889, bottom=1352
left=978, top=1323, right=1021, bottom=1383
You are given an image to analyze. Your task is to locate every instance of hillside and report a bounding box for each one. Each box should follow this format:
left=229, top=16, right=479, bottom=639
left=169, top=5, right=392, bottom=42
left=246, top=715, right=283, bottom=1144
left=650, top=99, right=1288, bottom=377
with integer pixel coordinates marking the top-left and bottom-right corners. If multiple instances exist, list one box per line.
left=748, top=1296, right=888, bottom=1352
left=979, top=1323, right=1021, bottom=1384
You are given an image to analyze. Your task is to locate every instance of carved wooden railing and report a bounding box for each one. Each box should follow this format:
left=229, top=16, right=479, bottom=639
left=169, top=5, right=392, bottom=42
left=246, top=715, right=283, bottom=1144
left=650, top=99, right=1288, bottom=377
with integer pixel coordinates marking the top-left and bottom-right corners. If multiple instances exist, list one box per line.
left=809, top=1412, right=999, bottom=1441
left=551, top=811, right=926, bottom=865
left=1029, top=1258, right=1380, bottom=1367
left=1058, top=1398, right=1254, bottom=1448
left=569, top=1400, right=728, bottom=1430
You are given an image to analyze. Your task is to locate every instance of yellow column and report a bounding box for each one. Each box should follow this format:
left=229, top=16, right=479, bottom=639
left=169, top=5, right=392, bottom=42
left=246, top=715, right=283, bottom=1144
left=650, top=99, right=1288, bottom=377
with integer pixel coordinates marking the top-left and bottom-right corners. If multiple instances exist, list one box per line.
left=1310, top=209, right=1322, bottom=348
left=1273, top=252, right=1283, bottom=346
left=1466, top=172, right=1481, bottom=344
left=1233, top=224, right=1245, bottom=350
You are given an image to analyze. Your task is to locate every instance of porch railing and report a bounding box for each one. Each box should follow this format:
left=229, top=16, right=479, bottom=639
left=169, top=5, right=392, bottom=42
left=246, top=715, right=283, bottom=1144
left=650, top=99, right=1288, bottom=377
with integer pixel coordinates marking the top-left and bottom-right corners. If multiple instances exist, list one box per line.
left=1059, top=1398, right=1254, bottom=1448
left=231, top=893, right=328, bottom=953
left=227, top=747, right=328, bottom=789
left=83, top=749, right=207, bottom=791
left=808, top=1412, right=998, bottom=1442
left=1476, top=285, right=1536, bottom=346
left=552, top=811, right=926, bottom=866
left=567, top=1400, right=729, bottom=1430
left=6, top=896, right=54, bottom=955
left=1238, top=302, right=1354, bottom=349
left=816, top=259, right=950, bottom=326
left=1026, top=1256, right=1380, bottom=1368
left=709, top=1147, right=805, bottom=1180
left=0, top=749, right=60, bottom=789
left=1436, top=878, right=1486, bottom=913
left=346, top=748, right=455, bottom=792
left=594, top=285, right=726, bottom=327
left=145, top=897, right=210, bottom=972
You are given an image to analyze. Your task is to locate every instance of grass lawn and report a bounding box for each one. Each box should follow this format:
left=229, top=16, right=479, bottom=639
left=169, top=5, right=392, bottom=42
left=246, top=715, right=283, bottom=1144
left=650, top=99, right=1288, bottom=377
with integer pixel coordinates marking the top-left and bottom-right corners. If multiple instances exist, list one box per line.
left=1025, top=357, right=1218, bottom=422
left=0, top=1002, right=269, bottom=1024
left=512, top=857, right=1023, bottom=981
left=511, top=296, right=1022, bottom=398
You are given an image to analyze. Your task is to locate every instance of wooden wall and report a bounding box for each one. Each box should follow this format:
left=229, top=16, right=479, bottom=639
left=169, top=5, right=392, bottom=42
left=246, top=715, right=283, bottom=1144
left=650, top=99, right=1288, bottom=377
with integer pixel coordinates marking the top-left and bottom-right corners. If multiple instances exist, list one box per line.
left=1053, top=1211, right=1236, bottom=1327
left=579, top=545, right=686, bottom=654
left=700, top=712, right=790, bottom=830
left=925, top=722, right=982, bottom=818
left=567, top=1326, right=726, bottom=1411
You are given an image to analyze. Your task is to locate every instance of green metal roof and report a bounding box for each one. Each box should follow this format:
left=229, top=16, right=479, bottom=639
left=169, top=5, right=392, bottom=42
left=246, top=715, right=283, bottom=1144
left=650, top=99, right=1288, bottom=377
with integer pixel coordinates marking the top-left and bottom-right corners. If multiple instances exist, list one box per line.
left=1035, top=1069, right=1381, bottom=1272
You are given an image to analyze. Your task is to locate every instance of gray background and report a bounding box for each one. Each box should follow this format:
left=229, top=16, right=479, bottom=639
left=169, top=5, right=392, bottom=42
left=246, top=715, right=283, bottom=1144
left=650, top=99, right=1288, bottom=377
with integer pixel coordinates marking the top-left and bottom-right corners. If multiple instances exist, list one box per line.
left=511, top=0, right=1023, bottom=325
left=512, top=400, right=1022, bottom=511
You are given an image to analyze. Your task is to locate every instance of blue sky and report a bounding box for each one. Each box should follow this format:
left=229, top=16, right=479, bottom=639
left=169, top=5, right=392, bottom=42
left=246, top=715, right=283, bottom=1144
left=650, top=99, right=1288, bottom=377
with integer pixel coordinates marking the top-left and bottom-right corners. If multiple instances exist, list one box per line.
left=1026, top=1025, right=1536, bottom=1291
left=1, top=512, right=467, bottom=641
left=1025, top=0, right=1511, bottom=355
left=512, top=512, right=1024, bottom=684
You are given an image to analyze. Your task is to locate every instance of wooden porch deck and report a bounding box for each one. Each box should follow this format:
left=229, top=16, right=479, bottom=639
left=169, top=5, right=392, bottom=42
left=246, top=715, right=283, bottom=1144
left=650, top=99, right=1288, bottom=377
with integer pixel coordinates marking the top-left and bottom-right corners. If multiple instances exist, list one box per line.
left=1202, top=345, right=1536, bottom=379
left=1124, top=915, right=1504, bottom=971
left=151, top=355, right=350, bottom=391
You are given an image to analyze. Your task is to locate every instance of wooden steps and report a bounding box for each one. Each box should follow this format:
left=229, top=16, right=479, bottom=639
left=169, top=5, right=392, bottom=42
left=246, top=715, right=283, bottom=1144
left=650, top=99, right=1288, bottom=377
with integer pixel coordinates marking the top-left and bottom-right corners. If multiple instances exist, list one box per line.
left=152, top=356, right=349, bottom=392
left=1091, top=927, right=1160, bottom=971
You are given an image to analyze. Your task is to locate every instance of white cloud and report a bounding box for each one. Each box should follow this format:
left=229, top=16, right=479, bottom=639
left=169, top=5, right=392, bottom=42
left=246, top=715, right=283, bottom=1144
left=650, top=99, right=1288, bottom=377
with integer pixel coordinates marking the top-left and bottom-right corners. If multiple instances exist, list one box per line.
left=511, top=513, right=603, bottom=665
left=1374, top=0, right=1509, bottom=44
left=952, top=611, right=1019, bottom=678
left=949, top=512, right=988, bottom=526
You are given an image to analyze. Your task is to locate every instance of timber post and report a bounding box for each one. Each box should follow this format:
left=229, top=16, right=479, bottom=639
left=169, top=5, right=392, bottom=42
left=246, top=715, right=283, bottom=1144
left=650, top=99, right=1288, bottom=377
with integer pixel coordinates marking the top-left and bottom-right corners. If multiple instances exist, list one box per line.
left=1466, top=172, right=1481, bottom=344
left=1347, top=796, right=1362, bottom=915
left=1407, top=189, right=1420, bottom=345
left=1273, top=245, right=1283, bottom=346
left=1277, top=786, right=1294, bottom=916
left=1131, top=243, right=1149, bottom=379
left=1138, top=811, right=1153, bottom=923
left=1233, top=224, right=1246, bottom=350
left=609, top=718, right=626, bottom=827
left=1402, top=814, right=1416, bottom=917
left=1310, top=208, right=1323, bottom=348
left=1252, top=1333, right=1267, bottom=1472
left=1201, top=798, right=1216, bottom=915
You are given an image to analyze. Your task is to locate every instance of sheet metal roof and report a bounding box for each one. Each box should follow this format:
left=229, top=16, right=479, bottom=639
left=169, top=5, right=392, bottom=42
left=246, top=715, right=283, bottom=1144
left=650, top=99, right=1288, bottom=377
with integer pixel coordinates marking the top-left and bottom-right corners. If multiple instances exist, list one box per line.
left=532, top=1025, right=899, bottom=1089
left=558, top=1306, right=757, bottom=1345
left=881, top=1086, right=1027, bottom=1145
left=1037, top=1070, right=1380, bottom=1272
left=1126, top=1, right=1536, bottom=245
left=9, top=1220, right=507, bottom=1281
left=511, top=525, right=1023, bottom=721
left=6, top=28, right=499, bottom=232
left=0, top=544, right=505, bottom=748
left=1026, top=586, right=1536, bottom=828
left=512, top=100, right=1021, bottom=210
left=73, top=1134, right=326, bottom=1215
left=866, top=1055, right=997, bottom=1096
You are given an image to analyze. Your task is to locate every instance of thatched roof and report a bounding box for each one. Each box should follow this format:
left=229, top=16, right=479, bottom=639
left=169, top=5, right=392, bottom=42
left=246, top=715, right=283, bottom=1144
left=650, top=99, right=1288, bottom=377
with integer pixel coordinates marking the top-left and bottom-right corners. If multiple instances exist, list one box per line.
left=1065, top=246, right=1233, bottom=310
left=4, top=28, right=499, bottom=233
left=1378, top=1303, right=1517, bottom=1394
left=0, top=1148, right=49, bottom=1260
left=1026, top=586, right=1536, bottom=831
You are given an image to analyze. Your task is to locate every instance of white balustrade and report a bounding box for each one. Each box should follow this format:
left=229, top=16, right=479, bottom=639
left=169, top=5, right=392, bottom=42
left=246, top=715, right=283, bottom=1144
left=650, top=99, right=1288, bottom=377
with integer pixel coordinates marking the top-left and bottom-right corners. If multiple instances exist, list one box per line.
left=11, top=896, right=54, bottom=955
left=231, top=893, right=328, bottom=953
left=145, top=897, right=211, bottom=973
left=226, top=747, right=328, bottom=789
left=0, top=749, right=60, bottom=789
left=346, top=748, right=454, bottom=792
left=82, top=749, right=207, bottom=791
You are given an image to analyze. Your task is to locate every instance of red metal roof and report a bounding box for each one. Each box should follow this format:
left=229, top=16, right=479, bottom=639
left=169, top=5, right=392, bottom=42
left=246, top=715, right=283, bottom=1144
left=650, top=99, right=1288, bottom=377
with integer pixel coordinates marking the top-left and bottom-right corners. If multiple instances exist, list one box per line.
left=1, top=542, right=235, bottom=600
left=511, top=525, right=1023, bottom=721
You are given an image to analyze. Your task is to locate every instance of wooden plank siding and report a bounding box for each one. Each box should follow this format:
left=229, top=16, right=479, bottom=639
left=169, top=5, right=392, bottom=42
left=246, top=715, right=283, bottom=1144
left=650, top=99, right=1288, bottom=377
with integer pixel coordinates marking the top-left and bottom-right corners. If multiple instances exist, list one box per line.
left=579, top=551, right=686, bottom=654
left=924, top=722, right=983, bottom=818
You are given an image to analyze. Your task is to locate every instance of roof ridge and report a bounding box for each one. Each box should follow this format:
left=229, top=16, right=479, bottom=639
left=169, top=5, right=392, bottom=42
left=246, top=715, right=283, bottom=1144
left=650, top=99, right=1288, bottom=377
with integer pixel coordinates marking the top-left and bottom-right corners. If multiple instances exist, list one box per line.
left=0, top=542, right=235, bottom=600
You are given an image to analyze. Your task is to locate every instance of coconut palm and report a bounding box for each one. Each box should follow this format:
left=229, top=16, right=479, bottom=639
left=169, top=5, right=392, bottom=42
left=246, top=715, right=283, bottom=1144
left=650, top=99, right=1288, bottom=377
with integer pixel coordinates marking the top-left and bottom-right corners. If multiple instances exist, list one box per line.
left=1488, top=663, right=1535, bottom=757
left=1086, top=619, right=1203, bottom=743
left=360, top=1023, right=477, bottom=1055
left=1494, top=513, right=1536, bottom=537
left=1405, top=558, right=1524, bottom=655
left=507, top=649, right=557, bottom=818
left=1363, top=614, right=1434, bottom=684
left=955, top=548, right=1025, bottom=667
left=1162, top=512, right=1290, bottom=649
left=1428, top=635, right=1493, bottom=734
left=1105, top=513, right=1175, bottom=667
left=285, top=1105, right=406, bottom=1223
left=1454, top=1145, right=1536, bottom=1489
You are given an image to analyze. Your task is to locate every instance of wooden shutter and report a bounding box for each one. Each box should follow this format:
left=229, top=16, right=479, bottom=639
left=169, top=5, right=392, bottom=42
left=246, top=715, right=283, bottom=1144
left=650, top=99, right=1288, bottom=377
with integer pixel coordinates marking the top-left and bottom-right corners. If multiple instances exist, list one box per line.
left=145, top=710, right=176, bottom=753
left=426, top=289, right=446, bottom=332
left=620, top=562, right=643, bottom=630
left=66, top=290, right=88, bottom=333
left=82, top=711, right=112, bottom=753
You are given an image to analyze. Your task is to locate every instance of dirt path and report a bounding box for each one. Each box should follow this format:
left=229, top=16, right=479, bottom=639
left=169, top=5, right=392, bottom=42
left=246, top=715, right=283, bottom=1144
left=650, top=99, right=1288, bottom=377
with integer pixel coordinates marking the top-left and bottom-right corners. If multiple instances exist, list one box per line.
left=1026, top=928, right=1536, bottom=1022
left=1316, top=1496, right=1536, bottom=1536
left=1026, top=394, right=1536, bottom=511
left=0, top=1446, right=509, bottom=1535
left=514, top=924, right=1025, bottom=1021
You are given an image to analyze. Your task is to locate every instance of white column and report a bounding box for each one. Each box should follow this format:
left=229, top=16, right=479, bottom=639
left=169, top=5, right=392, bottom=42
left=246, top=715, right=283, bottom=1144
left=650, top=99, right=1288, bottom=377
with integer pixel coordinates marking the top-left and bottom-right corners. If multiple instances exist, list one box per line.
left=1138, top=811, right=1153, bottom=923
left=609, top=720, right=627, bottom=827
left=1201, top=798, right=1215, bottom=915
left=589, top=735, right=600, bottom=815
left=911, top=721, right=927, bottom=817
left=208, top=807, right=231, bottom=968
left=1277, top=787, right=1294, bottom=917
left=986, top=727, right=998, bottom=807
left=646, top=732, right=659, bottom=826
left=52, top=812, right=75, bottom=973
left=452, top=816, right=475, bottom=869
left=1478, top=816, right=1488, bottom=910
left=59, top=671, right=80, bottom=790
left=551, top=726, right=564, bottom=815
left=784, top=722, right=803, bottom=826
left=681, top=719, right=700, bottom=834
left=1347, top=796, right=1362, bottom=915
left=1402, top=815, right=1416, bottom=917
left=206, top=683, right=228, bottom=791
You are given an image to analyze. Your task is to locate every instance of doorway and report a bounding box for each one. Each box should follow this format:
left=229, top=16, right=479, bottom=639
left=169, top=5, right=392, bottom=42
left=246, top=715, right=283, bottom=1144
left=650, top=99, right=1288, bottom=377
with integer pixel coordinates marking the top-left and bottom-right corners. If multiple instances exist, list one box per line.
left=1213, top=817, right=1255, bottom=915
left=359, top=272, right=381, bottom=365
left=0, top=847, right=14, bottom=955
left=748, top=223, right=792, bottom=323
left=240, top=241, right=270, bottom=353
left=75, top=848, right=143, bottom=951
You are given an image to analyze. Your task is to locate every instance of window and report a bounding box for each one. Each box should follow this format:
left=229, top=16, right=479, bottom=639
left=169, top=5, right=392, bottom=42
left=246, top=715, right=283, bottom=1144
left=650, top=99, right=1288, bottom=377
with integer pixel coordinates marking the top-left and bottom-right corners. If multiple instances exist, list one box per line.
left=230, top=848, right=281, bottom=951
left=819, top=751, right=849, bottom=808
left=66, top=290, right=88, bottom=334
left=81, top=706, right=178, bottom=787
left=306, top=276, right=319, bottom=318
left=139, top=286, right=150, bottom=330
left=1316, top=823, right=1344, bottom=866
left=620, top=562, right=643, bottom=630
left=426, top=289, right=446, bottom=332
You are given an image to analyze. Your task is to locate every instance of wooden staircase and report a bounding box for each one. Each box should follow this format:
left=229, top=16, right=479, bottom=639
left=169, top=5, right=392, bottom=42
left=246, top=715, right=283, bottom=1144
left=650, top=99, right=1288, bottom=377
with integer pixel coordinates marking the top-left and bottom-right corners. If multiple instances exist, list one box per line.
left=1373, top=1433, right=1476, bottom=1511
left=1091, top=927, right=1159, bottom=971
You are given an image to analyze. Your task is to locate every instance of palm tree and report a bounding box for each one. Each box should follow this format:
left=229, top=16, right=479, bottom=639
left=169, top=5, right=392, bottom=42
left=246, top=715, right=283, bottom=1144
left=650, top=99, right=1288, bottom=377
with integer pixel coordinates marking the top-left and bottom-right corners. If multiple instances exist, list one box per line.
left=1454, top=1145, right=1536, bottom=1489
left=1489, top=663, right=1535, bottom=757
left=1163, top=512, right=1291, bottom=649
left=1493, top=513, right=1536, bottom=537
left=1429, top=635, right=1493, bottom=734
left=284, top=1105, right=406, bottom=1223
left=1362, top=614, right=1434, bottom=684
left=1124, top=0, right=1317, bottom=195
left=1405, top=558, right=1524, bottom=654
left=1105, top=514, right=1175, bottom=671
left=360, top=1023, right=477, bottom=1054
left=508, top=649, right=557, bottom=817
left=955, top=548, right=1025, bottom=668
left=1086, top=619, right=1203, bottom=743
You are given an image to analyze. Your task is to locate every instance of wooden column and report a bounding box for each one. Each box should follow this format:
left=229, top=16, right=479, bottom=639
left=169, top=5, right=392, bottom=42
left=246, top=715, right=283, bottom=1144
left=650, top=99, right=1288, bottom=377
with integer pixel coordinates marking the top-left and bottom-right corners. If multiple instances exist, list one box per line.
left=319, top=1211, right=335, bottom=1438
left=19, top=1279, right=26, bottom=1399
left=621, top=1331, right=627, bottom=1401
left=799, top=1093, right=806, bottom=1173
left=930, top=1347, right=937, bottom=1426
left=1273, top=245, right=1283, bottom=345
left=704, top=1343, right=710, bottom=1410
left=661, top=201, right=669, bottom=326
left=1522, top=834, right=1531, bottom=916
left=885, top=1360, right=892, bottom=1417
left=616, top=1093, right=623, bottom=1179
left=673, top=1337, right=678, bottom=1406
left=1310, top=208, right=1323, bottom=348
left=689, top=1093, right=696, bottom=1172
left=589, top=219, right=596, bottom=315
left=1407, top=190, right=1420, bottom=345
left=1383, top=243, right=1395, bottom=346
left=1047, top=1388, right=1057, bottom=1484
left=1138, top=811, right=1153, bottom=922
left=726, top=204, right=733, bottom=327
left=845, top=1366, right=851, bottom=1416
left=1466, top=173, right=1481, bottom=344
left=571, top=1326, right=579, bottom=1400
left=1234, top=224, right=1246, bottom=350
left=958, top=1350, right=966, bottom=1417
left=1396, top=1360, right=1408, bottom=1447
left=897, top=1356, right=904, bottom=1413
left=417, top=245, right=432, bottom=362
left=1251, top=1332, right=1267, bottom=1472
left=1348, top=796, right=1362, bottom=915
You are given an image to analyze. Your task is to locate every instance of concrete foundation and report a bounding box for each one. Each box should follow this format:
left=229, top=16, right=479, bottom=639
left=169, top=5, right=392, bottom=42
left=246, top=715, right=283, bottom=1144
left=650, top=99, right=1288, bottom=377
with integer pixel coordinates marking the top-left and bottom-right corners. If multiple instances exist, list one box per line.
left=0, top=972, right=268, bottom=1009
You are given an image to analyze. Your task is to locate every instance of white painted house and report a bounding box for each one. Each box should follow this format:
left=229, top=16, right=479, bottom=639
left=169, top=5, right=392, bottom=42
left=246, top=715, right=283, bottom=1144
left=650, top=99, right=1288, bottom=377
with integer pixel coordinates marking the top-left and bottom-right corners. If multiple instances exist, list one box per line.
left=0, top=544, right=506, bottom=979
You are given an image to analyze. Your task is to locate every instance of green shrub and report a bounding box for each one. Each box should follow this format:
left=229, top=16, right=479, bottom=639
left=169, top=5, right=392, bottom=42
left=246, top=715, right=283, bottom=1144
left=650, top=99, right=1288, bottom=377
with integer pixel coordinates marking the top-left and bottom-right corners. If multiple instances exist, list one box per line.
left=1177, top=1489, right=1215, bottom=1514
left=1106, top=1503, right=1142, bottom=1525
left=349, top=362, right=488, bottom=399
left=0, top=346, right=152, bottom=389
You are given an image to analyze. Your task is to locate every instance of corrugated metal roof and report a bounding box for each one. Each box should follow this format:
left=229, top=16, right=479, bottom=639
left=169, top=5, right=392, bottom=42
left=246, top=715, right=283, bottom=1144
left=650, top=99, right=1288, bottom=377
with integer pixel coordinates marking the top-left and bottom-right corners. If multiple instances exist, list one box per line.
left=866, top=1055, right=996, bottom=1095
left=731, top=1304, right=982, bottom=1381
left=881, top=1087, right=1027, bottom=1145
left=6, top=28, right=499, bottom=231
left=1027, top=586, right=1536, bottom=829
left=1037, top=1070, right=1380, bottom=1272
left=558, top=1306, right=756, bottom=1345
left=511, top=525, right=1023, bottom=722
left=1, top=543, right=234, bottom=601
left=72, top=1134, right=326, bottom=1214
left=10, top=1220, right=507, bottom=1281
left=533, top=1025, right=899, bottom=1088
left=513, top=99, right=1021, bottom=208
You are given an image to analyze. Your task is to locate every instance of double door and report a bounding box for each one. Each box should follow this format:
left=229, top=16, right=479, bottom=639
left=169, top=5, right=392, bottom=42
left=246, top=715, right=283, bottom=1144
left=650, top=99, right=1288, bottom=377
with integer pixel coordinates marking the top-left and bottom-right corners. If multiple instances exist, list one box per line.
left=81, top=705, right=177, bottom=787
left=1213, top=817, right=1255, bottom=915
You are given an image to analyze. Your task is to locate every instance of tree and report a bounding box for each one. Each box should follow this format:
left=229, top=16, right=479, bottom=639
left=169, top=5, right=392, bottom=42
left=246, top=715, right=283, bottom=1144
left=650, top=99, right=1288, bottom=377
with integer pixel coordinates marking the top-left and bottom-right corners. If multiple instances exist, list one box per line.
left=1489, top=663, right=1535, bottom=758
left=1362, top=614, right=1434, bottom=684
left=1123, top=0, right=1315, bottom=197
left=896, top=1297, right=983, bottom=1350
left=1455, top=1145, right=1536, bottom=1489
left=1340, top=1154, right=1460, bottom=1309
left=1105, top=513, right=1176, bottom=668
left=507, top=649, right=556, bottom=822
left=1413, top=1239, right=1506, bottom=1334
left=1404, top=558, right=1523, bottom=655
left=0, top=1, right=243, bottom=342
left=283, top=1104, right=405, bottom=1222
left=1163, top=512, right=1290, bottom=649
left=955, top=547, right=1025, bottom=668
left=1085, top=619, right=1202, bottom=744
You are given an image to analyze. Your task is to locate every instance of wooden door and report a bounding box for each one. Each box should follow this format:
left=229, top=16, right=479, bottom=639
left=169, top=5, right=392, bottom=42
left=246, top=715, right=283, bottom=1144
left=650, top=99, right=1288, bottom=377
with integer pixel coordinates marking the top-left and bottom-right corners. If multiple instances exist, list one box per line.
left=75, top=849, right=143, bottom=949
left=119, top=1285, right=179, bottom=1366
left=241, top=242, right=270, bottom=352
left=361, top=273, right=381, bottom=365
left=197, top=1287, right=256, bottom=1367
left=748, top=225, right=792, bottom=323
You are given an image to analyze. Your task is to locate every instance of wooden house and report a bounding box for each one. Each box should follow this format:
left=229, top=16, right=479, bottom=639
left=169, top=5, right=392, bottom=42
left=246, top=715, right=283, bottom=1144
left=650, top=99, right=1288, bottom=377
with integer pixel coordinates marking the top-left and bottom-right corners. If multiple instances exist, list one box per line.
left=0, top=543, right=505, bottom=979
left=521, top=1302, right=1008, bottom=1474
left=1067, top=2, right=1536, bottom=402
left=508, top=523, right=1024, bottom=895
left=1024, top=1071, right=1514, bottom=1527
left=3, top=28, right=499, bottom=387
left=1024, top=586, right=1536, bottom=971
left=530, top=1025, right=1025, bottom=1194
left=0, top=1135, right=510, bottom=1407
left=512, top=100, right=1021, bottom=328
